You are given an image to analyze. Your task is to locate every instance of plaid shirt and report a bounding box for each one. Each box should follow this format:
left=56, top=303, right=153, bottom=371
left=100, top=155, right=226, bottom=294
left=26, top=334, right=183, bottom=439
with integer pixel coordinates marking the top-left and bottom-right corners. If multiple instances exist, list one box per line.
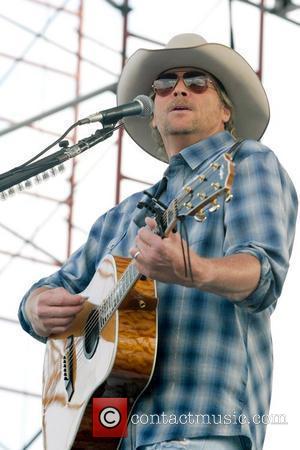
left=19, top=131, right=298, bottom=450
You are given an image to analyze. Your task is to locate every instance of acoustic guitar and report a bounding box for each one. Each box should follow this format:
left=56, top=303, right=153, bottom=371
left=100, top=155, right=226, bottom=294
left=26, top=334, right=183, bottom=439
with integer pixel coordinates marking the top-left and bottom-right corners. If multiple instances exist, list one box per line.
left=42, top=151, right=234, bottom=450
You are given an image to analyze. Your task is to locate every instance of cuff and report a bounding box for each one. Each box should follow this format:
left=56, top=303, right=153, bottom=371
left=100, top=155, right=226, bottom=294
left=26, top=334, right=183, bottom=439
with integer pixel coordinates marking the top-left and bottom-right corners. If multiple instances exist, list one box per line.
left=18, top=283, right=58, bottom=343
left=226, top=246, right=274, bottom=313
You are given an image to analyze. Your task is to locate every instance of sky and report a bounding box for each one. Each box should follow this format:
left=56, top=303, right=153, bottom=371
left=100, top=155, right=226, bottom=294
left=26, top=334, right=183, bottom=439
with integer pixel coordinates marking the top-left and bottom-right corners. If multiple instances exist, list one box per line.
left=0, top=1, right=299, bottom=449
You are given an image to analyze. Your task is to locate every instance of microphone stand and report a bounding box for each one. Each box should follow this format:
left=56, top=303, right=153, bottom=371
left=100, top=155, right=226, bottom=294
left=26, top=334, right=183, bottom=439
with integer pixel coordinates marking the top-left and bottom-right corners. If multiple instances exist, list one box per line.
left=0, top=124, right=116, bottom=194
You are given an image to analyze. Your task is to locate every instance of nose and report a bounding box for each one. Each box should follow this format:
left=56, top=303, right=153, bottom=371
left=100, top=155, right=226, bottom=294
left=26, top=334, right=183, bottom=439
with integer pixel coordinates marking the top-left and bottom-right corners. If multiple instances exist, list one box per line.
left=173, top=77, right=188, bottom=97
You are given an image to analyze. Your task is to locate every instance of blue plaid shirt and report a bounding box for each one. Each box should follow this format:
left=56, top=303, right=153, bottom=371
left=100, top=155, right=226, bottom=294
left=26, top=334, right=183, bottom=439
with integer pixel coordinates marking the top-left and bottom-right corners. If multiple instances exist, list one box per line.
left=19, top=131, right=298, bottom=450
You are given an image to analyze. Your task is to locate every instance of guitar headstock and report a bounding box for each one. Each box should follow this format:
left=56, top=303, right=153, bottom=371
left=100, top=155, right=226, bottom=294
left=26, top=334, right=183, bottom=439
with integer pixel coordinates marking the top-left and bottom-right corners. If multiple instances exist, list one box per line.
left=178, top=152, right=234, bottom=220
left=163, top=152, right=234, bottom=235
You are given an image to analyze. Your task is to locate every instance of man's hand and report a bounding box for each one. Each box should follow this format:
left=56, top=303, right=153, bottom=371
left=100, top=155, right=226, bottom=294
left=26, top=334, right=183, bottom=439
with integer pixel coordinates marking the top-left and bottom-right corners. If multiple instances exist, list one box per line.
left=25, top=287, right=86, bottom=337
left=129, top=217, right=261, bottom=301
left=130, top=217, right=194, bottom=286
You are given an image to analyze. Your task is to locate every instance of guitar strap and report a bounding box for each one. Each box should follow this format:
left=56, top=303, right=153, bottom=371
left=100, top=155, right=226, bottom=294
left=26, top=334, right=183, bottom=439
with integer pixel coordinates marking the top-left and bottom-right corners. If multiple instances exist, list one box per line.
left=180, top=138, right=245, bottom=282
left=227, top=139, right=245, bottom=159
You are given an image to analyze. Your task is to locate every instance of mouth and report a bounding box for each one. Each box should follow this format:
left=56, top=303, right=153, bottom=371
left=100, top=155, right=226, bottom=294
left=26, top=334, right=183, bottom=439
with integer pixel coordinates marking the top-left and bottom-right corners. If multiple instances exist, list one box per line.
left=170, top=105, right=192, bottom=112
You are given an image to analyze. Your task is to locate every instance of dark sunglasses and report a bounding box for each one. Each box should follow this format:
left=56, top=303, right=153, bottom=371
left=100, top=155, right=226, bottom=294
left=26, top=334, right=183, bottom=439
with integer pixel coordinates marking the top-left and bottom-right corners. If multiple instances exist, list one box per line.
left=152, top=71, right=215, bottom=97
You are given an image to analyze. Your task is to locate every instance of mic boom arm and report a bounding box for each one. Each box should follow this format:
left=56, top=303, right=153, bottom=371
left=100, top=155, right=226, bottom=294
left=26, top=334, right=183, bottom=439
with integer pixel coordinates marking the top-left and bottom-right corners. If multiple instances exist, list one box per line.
left=0, top=125, right=115, bottom=195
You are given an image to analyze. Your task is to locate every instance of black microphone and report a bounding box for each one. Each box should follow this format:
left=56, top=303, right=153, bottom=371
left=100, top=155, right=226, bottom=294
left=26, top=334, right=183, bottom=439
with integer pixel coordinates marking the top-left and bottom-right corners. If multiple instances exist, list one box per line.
left=79, top=95, right=153, bottom=126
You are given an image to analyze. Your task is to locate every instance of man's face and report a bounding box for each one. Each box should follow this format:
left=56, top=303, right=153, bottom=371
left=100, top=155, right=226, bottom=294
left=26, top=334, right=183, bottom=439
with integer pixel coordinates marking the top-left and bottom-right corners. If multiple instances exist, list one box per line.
left=151, top=68, right=231, bottom=150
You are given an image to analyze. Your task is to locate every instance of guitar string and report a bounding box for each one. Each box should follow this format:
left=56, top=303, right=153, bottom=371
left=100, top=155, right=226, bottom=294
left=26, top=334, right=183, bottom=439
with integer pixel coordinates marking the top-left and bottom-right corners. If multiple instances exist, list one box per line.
left=61, top=194, right=176, bottom=374
left=43, top=206, right=172, bottom=408
left=71, top=154, right=234, bottom=368
left=44, top=157, right=232, bottom=405
left=61, top=158, right=226, bottom=372
left=43, top=262, right=138, bottom=408
left=49, top=159, right=227, bottom=378
left=44, top=157, right=232, bottom=408
left=44, top=157, right=229, bottom=408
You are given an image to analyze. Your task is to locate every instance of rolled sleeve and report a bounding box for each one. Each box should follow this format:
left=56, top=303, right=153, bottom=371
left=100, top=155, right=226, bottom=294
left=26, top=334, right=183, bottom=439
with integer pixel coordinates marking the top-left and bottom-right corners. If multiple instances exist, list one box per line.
left=223, top=145, right=297, bottom=312
left=18, top=291, right=50, bottom=343
left=18, top=213, right=107, bottom=340
left=226, top=244, right=276, bottom=312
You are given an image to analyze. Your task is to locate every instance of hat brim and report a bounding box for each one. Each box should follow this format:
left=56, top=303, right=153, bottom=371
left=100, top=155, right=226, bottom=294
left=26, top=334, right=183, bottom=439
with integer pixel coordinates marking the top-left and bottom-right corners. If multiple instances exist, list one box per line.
left=117, top=43, right=270, bottom=163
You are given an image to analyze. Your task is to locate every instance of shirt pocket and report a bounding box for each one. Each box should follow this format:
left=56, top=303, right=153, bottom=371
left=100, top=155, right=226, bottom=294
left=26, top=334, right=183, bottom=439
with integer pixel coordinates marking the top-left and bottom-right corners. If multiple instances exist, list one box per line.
left=179, top=215, right=210, bottom=247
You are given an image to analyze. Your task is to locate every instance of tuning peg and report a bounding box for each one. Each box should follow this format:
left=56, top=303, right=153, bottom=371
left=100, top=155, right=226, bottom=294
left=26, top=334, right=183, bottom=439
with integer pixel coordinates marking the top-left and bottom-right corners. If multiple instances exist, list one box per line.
left=210, top=162, right=221, bottom=170
left=197, top=192, right=207, bottom=200
left=225, top=192, right=233, bottom=202
left=211, top=182, right=222, bottom=190
left=209, top=204, right=220, bottom=213
left=209, top=199, right=220, bottom=213
left=184, top=202, right=193, bottom=209
left=194, top=210, right=207, bottom=222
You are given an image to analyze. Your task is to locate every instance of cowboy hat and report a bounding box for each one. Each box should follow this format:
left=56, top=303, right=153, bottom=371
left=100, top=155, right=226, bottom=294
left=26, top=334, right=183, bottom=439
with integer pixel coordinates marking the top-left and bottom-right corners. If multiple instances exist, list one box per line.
left=117, top=33, right=270, bottom=163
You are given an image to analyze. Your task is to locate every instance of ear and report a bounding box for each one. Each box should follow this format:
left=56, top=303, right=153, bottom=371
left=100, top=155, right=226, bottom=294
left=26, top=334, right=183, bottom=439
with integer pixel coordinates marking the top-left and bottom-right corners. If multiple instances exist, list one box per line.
left=222, top=105, right=231, bottom=124
left=151, top=116, right=157, bottom=129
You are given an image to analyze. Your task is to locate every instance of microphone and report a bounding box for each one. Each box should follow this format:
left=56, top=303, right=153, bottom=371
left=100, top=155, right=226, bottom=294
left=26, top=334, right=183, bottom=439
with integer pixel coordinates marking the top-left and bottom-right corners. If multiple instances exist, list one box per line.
left=79, top=95, right=153, bottom=126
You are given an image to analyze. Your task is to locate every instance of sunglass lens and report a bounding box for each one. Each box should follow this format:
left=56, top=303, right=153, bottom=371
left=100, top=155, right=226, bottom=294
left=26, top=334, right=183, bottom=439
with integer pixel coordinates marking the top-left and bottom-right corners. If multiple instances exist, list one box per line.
left=184, top=75, right=208, bottom=93
left=153, top=78, right=177, bottom=96
left=153, top=73, right=211, bottom=96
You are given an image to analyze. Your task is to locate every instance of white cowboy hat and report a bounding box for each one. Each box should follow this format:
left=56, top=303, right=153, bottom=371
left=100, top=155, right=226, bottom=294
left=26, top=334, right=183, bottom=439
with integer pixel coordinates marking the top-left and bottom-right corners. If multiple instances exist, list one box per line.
left=117, top=33, right=270, bottom=163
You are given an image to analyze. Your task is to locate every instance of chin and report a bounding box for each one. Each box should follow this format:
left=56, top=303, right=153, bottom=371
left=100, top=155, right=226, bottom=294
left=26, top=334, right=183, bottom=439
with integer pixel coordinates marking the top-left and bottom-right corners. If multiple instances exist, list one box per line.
left=169, top=128, right=195, bottom=136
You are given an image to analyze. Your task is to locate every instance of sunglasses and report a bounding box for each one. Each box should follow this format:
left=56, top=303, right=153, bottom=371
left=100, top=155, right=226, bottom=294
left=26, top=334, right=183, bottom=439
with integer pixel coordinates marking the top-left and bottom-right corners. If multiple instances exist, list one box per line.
left=152, top=71, right=215, bottom=97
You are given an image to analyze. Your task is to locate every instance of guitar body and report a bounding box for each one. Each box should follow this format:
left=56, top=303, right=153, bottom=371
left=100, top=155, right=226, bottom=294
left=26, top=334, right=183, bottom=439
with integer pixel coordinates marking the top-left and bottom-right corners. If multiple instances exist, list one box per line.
left=41, top=151, right=235, bottom=450
left=42, top=254, right=158, bottom=450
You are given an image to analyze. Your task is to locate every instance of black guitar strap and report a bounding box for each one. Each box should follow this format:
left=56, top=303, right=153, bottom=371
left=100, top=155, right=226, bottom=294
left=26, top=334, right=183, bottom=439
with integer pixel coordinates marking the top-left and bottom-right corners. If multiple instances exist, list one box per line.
left=227, top=139, right=245, bottom=159
left=181, top=138, right=246, bottom=282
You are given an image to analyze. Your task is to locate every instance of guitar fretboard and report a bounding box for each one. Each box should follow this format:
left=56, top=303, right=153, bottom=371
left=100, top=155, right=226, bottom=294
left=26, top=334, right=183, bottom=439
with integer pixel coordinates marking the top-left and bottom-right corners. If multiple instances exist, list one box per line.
left=98, top=260, right=140, bottom=330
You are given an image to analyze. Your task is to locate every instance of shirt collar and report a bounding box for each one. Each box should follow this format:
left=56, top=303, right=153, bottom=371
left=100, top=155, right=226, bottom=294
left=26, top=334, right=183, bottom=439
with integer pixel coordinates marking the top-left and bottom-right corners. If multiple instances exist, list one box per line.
left=168, top=131, right=236, bottom=171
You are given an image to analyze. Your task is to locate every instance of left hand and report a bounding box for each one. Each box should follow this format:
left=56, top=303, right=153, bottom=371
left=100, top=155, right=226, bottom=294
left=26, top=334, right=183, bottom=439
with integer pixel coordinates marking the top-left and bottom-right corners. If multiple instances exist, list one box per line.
left=129, top=217, right=195, bottom=286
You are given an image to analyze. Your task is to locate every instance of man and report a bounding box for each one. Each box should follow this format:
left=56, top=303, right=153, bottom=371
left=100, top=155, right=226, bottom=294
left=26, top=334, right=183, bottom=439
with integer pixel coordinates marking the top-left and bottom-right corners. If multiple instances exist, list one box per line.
left=19, top=34, right=297, bottom=450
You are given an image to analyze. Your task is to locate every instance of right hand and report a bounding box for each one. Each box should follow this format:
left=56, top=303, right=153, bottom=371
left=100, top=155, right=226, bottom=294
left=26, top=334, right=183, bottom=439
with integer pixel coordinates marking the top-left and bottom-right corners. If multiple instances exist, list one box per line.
left=25, top=287, right=87, bottom=337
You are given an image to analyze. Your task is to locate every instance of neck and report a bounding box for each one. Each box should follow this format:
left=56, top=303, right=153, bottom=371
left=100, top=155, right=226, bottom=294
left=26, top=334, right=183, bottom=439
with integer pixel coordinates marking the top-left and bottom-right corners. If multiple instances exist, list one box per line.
left=163, top=128, right=225, bottom=159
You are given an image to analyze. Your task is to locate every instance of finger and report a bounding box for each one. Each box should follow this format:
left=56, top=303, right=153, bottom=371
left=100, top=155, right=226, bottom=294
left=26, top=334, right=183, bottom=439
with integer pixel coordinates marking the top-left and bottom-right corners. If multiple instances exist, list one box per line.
left=138, top=226, right=160, bottom=247
left=43, top=316, right=76, bottom=327
left=39, top=304, right=85, bottom=319
left=45, top=290, right=87, bottom=307
left=129, top=246, right=142, bottom=260
left=145, top=216, right=157, bottom=230
left=134, top=237, right=150, bottom=255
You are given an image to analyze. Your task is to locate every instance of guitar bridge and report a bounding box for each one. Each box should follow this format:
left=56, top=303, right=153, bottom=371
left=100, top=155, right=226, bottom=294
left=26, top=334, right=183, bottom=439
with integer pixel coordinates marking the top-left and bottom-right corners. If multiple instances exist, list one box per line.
left=63, top=335, right=74, bottom=401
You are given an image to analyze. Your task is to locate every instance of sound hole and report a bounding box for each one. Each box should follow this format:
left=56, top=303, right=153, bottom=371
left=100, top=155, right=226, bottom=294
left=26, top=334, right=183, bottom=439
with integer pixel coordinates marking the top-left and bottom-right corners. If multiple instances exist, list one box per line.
left=84, top=309, right=100, bottom=359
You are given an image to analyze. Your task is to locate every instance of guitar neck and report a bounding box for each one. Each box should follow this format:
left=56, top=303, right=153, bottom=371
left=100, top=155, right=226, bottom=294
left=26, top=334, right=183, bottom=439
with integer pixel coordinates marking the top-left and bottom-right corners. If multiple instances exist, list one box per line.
left=98, top=260, right=140, bottom=330
left=97, top=150, right=234, bottom=329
